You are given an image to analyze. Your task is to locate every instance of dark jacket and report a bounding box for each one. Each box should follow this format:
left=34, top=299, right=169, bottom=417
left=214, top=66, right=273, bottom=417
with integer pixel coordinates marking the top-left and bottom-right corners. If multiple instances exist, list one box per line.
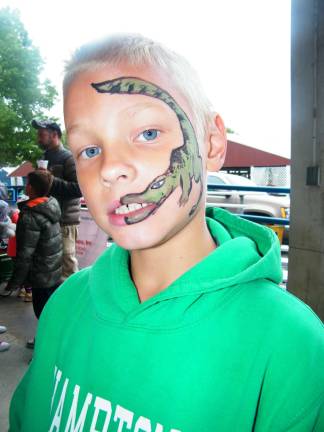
left=45, top=144, right=82, bottom=225
left=9, top=197, right=63, bottom=289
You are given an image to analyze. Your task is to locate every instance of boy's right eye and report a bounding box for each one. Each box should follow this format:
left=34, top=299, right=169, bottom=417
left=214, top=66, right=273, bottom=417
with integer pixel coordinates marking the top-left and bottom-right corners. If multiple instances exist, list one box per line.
left=80, top=147, right=101, bottom=159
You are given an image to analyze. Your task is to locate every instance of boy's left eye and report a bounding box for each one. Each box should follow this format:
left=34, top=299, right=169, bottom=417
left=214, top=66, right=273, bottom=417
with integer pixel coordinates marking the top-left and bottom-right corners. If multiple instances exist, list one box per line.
left=80, top=147, right=101, bottom=159
left=137, top=129, right=160, bottom=142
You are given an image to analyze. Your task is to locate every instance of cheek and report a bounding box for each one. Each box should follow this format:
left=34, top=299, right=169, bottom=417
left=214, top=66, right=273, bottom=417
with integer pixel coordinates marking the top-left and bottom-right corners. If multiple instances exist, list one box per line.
left=75, top=165, right=94, bottom=196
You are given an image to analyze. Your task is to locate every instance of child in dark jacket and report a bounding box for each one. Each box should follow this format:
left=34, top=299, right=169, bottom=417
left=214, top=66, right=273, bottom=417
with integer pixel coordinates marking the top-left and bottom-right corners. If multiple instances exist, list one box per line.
left=6, top=170, right=63, bottom=323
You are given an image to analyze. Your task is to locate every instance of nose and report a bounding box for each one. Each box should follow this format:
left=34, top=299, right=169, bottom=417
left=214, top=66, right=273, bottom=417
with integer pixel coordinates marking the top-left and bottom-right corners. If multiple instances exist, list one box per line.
left=100, top=150, right=136, bottom=187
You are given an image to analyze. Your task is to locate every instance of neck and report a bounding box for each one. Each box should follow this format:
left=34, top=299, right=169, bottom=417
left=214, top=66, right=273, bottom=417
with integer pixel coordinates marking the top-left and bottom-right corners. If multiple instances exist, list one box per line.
left=28, top=193, right=41, bottom=200
left=130, top=209, right=216, bottom=302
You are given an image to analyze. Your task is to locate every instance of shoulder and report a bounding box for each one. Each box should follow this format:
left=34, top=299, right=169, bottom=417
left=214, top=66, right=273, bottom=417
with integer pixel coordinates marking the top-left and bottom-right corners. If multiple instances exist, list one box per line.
left=35, top=269, right=91, bottom=339
left=59, top=147, right=73, bottom=160
left=18, top=207, right=38, bottom=228
left=240, top=281, right=324, bottom=342
left=47, top=196, right=61, bottom=210
left=51, top=146, right=73, bottom=164
left=243, top=283, right=324, bottom=430
left=46, top=267, right=91, bottom=312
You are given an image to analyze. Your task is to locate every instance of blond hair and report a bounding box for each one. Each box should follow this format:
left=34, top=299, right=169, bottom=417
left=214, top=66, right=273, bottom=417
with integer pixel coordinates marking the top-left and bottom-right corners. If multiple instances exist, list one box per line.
left=63, top=33, right=212, bottom=140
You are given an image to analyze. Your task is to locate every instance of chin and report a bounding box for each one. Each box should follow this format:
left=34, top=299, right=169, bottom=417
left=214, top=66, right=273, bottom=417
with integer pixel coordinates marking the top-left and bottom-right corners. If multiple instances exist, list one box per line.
left=110, top=229, right=165, bottom=251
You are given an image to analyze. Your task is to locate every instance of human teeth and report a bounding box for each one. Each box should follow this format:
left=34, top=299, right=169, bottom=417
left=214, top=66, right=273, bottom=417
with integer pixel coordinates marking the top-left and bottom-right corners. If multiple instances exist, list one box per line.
left=115, top=203, right=148, bottom=215
left=129, top=203, right=141, bottom=212
left=115, top=205, right=128, bottom=215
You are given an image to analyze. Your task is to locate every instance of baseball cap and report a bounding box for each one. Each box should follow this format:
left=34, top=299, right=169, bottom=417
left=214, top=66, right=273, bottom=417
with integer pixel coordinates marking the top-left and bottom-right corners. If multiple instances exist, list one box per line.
left=32, top=119, right=62, bottom=138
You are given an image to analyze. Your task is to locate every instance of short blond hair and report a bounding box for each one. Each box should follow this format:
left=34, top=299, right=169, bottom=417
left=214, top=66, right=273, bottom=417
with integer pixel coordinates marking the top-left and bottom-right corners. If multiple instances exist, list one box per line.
left=63, top=33, right=212, bottom=140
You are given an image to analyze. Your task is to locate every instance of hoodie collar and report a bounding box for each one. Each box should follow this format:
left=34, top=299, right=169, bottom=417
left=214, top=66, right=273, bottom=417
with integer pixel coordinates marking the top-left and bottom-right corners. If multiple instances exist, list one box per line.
left=89, top=208, right=282, bottom=327
left=27, top=197, right=48, bottom=208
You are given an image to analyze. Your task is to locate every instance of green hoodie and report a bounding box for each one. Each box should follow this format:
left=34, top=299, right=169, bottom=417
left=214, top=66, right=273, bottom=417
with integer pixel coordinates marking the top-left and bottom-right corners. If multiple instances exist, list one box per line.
left=9, top=208, right=324, bottom=431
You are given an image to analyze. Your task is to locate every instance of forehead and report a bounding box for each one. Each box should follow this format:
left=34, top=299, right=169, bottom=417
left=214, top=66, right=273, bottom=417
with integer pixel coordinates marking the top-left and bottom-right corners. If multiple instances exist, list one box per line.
left=64, top=64, right=194, bottom=127
left=38, top=128, right=51, bottom=136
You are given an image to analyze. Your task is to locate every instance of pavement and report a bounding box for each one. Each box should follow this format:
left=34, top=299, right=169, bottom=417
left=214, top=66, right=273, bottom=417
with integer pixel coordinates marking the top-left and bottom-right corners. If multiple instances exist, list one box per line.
left=0, top=294, right=37, bottom=431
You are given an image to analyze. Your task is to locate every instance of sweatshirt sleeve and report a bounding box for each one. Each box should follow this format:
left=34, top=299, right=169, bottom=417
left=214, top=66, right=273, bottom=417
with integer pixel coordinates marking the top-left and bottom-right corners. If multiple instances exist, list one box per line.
left=9, top=364, right=33, bottom=431
left=9, top=287, right=63, bottom=431
left=314, top=401, right=324, bottom=431
left=9, top=270, right=89, bottom=431
left=254, top=296, right=324, bottom=432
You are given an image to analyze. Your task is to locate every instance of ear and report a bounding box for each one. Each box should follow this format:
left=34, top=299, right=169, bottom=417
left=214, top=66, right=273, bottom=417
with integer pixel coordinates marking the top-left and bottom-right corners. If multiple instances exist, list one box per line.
left=206, top=113, right=227, bottom=172
left=25, top=183, right=31, bottom=196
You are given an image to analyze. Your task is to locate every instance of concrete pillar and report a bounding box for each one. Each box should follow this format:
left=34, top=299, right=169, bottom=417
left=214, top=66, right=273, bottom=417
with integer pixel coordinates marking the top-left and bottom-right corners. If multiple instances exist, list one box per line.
left=288, top=0, right=324, bottom=319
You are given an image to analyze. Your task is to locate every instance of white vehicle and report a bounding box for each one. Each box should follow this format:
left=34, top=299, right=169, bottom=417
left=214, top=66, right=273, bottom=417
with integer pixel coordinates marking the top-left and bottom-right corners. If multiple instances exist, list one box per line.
left=206, top=172, right=290, bottom=220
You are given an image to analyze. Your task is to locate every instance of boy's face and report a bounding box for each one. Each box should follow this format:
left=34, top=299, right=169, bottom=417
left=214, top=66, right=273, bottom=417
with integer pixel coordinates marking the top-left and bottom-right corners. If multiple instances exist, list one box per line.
left=64, top=64, right=209, bottom=250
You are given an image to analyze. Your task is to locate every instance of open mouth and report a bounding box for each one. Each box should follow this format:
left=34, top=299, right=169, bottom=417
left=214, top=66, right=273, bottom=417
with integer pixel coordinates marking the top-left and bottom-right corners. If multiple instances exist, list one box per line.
left=109, top=201, right=157, bottom=226
left=115, top=202, right=150, bottom=215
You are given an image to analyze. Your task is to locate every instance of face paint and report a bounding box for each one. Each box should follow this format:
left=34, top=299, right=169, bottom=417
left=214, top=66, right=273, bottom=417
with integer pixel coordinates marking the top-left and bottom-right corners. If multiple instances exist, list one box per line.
left=92, top=77, right=203, bottom=225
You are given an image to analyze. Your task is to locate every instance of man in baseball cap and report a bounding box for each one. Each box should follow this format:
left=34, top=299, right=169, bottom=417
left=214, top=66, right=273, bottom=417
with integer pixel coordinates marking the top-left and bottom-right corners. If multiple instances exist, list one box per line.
left=32, top=118, right=82, bottom=281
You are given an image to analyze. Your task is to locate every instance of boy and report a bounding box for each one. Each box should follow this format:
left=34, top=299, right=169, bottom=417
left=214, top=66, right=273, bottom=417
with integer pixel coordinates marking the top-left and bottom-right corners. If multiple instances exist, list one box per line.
left=10, top=34, right=324, bottom=431
left=6, top=170, right=62, bottom=327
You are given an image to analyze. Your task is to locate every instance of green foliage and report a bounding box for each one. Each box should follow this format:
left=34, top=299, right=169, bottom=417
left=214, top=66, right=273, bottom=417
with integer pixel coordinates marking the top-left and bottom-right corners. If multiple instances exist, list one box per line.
left=0, top=8, right=58, bottom=166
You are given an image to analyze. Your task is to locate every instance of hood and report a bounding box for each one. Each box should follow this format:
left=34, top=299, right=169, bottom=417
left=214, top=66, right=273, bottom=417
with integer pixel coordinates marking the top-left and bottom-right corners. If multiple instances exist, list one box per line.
left=19, top=196, right=61, bottom=224
left=89, top=207, right=282, bottom=329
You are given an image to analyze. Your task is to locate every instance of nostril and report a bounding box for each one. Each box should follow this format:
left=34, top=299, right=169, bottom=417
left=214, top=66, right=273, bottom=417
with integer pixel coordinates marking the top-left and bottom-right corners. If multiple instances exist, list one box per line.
left=100, top=160, right=136, bottom=185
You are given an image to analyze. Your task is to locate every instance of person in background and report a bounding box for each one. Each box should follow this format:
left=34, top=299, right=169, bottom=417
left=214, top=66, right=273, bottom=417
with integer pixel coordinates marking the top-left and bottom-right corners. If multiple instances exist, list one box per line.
left=0, top=200, right=15, bottom=239
left=31, top=119, right=82, bottom=281
left=0, top=200, right=15, bottom=352
left=5, top=170, right=62, bottom=348
left=6, top=207, right=19, bottom=259
left=5, top=207, right=32, bottom=301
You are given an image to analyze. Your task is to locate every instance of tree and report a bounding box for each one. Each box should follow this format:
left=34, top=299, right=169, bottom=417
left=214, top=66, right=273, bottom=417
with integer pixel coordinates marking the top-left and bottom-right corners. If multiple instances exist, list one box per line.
left=0, top=8, right=58, bottom=166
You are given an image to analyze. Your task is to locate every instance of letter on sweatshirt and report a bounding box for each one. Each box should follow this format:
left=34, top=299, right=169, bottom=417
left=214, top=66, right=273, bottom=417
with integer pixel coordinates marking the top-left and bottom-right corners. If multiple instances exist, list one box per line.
left=114, top=405, right=134, bottom=431
left=134, top=416, right=151, bottom=432
left=51, top=367, right=62, bottom=411
left=49, top=378, right=69, bottom=432
left=90, top=397, right=112, bottom=432
left=64, top=385, right=93, bottom=431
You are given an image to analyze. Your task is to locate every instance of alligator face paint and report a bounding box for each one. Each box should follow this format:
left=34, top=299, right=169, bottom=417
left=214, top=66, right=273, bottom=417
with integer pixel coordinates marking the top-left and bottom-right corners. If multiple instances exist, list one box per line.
left=92, top=77, right=203, bottom=225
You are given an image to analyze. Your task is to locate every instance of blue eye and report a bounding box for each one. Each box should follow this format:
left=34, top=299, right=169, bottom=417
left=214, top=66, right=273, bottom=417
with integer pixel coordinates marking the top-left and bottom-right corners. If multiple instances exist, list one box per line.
left=80, top=147, right=101, bottom=159
left=138, top=129, right=160, bottom=142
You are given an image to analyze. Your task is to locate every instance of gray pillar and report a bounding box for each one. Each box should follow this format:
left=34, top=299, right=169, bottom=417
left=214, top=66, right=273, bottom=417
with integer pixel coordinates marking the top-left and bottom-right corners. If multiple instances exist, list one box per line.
left=289, top=0, right=324, bottom=319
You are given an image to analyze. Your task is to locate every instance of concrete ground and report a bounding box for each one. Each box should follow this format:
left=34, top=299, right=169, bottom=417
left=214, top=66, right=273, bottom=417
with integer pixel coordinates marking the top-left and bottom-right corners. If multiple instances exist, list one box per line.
left=0, top=294, right=37, bottom=431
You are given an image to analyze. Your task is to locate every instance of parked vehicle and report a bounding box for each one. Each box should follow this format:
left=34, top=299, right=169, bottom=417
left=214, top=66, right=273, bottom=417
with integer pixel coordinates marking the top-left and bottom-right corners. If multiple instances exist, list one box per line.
left=206, top=172, right=290, bottom=220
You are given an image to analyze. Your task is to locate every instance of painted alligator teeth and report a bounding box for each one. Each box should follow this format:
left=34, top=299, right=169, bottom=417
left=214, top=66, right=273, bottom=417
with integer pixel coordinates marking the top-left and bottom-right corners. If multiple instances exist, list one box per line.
left=115, top=202, right=148, bottom=215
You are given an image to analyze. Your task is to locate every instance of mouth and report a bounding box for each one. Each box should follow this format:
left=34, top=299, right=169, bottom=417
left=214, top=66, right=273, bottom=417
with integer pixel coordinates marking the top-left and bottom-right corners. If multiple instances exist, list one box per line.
left=108, top=201, right=157, bottom=226
left=115, top=202, right=150, bottom=215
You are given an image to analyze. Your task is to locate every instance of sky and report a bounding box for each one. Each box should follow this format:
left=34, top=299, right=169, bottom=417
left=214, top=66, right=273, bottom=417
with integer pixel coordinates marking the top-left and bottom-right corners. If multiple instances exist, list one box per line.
left=0, top=0, right=291, bottom=157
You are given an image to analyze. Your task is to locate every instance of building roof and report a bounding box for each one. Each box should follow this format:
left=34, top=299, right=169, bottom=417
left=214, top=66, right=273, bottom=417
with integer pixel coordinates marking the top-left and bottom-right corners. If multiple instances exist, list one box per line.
left=9, top=161, right=34, bottom=177
left=224, top=140, right=291, bottom=167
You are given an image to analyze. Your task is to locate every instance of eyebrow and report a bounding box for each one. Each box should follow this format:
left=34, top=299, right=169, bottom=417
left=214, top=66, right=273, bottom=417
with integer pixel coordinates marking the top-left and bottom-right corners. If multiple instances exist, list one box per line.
left=123, top=102, right=164, bottom=118
left=67, top=102, right=166, bottom=134
left=66, top=124, right=83, bottom=134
